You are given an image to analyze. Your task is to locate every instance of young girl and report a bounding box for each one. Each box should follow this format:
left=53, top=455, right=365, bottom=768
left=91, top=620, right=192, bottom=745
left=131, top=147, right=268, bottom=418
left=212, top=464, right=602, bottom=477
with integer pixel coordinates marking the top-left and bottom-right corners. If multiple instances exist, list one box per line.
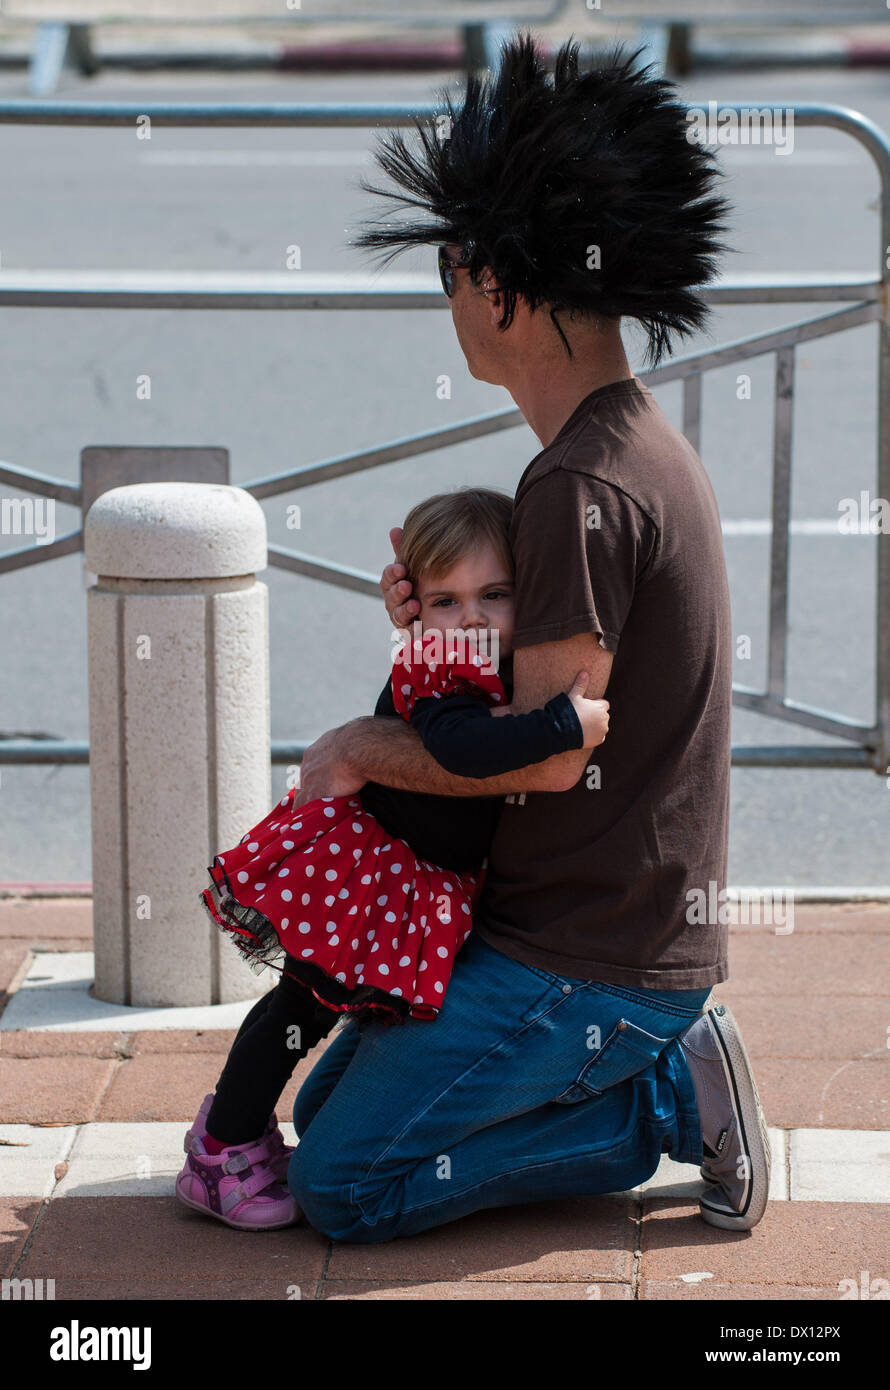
left=176, top=486, right=610, bottom=1230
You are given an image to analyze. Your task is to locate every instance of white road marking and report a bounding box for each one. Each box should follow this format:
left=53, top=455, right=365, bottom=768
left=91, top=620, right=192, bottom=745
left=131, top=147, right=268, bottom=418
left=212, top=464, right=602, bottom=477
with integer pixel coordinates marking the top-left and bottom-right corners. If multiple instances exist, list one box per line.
left=139, top=149, right=373, bottom=166
left=722, top=520, right=880, bottom=537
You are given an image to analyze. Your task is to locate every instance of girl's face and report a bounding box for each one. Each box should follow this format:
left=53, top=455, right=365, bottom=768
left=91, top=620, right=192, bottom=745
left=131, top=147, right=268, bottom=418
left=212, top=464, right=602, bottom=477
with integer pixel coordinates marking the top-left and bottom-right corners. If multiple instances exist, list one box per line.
left=415, top=539, right=515, bottom=660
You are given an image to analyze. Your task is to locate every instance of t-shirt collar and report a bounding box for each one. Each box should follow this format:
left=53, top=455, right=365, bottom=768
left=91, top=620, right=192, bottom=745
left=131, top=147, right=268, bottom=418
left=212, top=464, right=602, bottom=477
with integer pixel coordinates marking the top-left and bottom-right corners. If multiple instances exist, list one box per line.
left=546, top=375, right=646, bottom=454
left=516, top=375, right=647, bottom=492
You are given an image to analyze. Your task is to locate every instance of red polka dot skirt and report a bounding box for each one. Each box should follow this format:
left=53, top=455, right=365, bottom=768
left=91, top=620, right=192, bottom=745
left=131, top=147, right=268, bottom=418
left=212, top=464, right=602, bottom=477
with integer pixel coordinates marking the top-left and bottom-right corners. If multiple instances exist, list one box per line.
left=200, top=639, right=507, bottom=1024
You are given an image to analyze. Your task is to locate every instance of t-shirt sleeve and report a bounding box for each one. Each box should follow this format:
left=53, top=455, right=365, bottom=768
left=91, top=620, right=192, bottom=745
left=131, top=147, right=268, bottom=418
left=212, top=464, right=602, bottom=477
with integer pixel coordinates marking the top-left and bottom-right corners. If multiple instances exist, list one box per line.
left=510, top=467, right=657, bottom=653
left=409, top=690, right=583, bottom=777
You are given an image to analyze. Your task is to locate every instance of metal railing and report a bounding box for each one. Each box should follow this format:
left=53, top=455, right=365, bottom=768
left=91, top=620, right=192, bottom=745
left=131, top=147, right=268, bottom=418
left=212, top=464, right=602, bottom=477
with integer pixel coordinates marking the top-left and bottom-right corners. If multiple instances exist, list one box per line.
left=0, top=99, right=888, bottom=777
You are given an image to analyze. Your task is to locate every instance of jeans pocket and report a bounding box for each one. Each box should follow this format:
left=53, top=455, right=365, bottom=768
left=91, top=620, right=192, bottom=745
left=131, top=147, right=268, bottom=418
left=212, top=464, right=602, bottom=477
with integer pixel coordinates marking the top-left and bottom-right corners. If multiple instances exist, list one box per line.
left=552, top=1016, right=671, bottom=1105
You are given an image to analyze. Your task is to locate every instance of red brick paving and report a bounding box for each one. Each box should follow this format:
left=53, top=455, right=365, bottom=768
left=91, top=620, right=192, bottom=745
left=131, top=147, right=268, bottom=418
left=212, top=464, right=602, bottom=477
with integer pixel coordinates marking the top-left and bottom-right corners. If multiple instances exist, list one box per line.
left=130, top=1029, right=240, bottom=1054
left=0, top=1055, right=116, bottom=1124
left=26, top=1279, right=324, bottom=1300
left=319, top=1279, right=634, bottom=1299
left=325, top=1197, right=636, bottom=1284
left=0, top=1198, right=42, bottom=1278
left=0, top=898, right=93, bottom=940
left=0, top=941, right=31, bottom=993
left=95, top=1052, right=235, bottom=1122
left=704, top=995, right=889, bottom=1059
left=94, top=1042, right=335, bottom=1122
left=18, top=1197, right=328, bottom=1283
left=640, top=1200, right=890, bottom=1288
left=714, top=933, right=890, bottom=996
left=752, top=903, right=890, bottom=933
left=0, top=1030, right=130, bottom=1058
left=639, top=1282, right=851, bottom=1299
left=0, top=941, right=31, bottom=1018
left=743, top=1059, right=889, bottom=1129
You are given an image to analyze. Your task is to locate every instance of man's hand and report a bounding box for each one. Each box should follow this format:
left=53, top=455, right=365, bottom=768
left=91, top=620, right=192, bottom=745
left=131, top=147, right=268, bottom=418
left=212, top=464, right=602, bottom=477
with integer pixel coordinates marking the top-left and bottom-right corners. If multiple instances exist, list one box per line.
left=380, top=525, right=421, bottom=630
left=292, top=725, right=366, bottom=810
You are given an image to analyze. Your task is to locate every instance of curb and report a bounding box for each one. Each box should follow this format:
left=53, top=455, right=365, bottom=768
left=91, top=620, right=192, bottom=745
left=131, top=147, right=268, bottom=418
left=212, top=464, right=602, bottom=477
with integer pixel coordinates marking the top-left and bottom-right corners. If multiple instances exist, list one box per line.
left=696, top=36, right=890, bottom=69
left=0, top=883, right=93, bottom=896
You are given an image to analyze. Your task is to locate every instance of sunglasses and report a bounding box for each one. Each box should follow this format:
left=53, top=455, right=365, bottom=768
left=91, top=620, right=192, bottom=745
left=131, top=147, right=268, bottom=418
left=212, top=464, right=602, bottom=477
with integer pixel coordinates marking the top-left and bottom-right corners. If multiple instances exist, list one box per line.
left=438, top=244, right=501, bottom=300
left=438, top=244, right=470, bottom=298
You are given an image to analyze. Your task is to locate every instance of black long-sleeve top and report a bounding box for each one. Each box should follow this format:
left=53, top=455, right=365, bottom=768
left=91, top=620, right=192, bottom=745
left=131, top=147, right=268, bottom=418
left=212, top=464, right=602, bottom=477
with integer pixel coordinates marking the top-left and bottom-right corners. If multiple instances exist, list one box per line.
left=358, top=657, right=583, bottom=872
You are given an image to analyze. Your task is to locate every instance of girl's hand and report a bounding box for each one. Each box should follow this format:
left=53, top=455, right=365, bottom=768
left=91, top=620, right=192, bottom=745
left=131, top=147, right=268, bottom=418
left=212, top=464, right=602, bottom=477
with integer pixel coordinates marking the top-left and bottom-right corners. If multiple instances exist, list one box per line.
left=567, top=671, right=610, bottom=748
left=381, top=526, right=421, bottom=631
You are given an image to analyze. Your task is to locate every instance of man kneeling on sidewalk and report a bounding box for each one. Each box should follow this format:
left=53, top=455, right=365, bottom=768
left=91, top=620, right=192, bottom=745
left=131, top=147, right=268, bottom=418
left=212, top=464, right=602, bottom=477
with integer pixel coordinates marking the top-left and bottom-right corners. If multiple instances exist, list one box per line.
left=285, top=33, right=770, bottom=1242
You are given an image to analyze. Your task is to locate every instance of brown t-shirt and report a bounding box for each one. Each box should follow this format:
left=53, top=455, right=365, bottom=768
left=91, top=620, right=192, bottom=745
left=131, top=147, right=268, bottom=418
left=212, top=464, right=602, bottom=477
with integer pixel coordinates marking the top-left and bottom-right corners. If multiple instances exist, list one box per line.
left=473, top=376, right=732, bottom=988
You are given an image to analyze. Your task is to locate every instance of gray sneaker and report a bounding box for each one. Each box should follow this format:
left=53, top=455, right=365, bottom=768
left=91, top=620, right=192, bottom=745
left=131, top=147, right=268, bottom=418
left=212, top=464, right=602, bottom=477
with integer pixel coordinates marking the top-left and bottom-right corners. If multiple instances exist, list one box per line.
left=678, top=1003, right=770, bottom=1230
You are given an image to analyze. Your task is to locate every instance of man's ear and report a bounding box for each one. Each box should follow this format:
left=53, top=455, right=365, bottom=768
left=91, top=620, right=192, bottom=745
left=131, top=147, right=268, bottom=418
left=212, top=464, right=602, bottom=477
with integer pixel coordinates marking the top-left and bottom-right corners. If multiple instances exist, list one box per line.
left=484, top=278, right=506, bottom=324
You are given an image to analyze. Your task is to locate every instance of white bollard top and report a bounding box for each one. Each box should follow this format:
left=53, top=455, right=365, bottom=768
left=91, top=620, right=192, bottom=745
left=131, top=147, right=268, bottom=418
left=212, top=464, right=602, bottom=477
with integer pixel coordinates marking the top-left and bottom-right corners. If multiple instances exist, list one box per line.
left=84, top=482, right=267, bottom=579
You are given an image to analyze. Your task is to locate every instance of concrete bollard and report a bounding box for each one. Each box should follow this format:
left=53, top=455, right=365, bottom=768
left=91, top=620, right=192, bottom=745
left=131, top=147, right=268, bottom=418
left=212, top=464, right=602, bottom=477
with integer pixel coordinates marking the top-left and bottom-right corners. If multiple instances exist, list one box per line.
left=84, top=481, right=272, bottom=1007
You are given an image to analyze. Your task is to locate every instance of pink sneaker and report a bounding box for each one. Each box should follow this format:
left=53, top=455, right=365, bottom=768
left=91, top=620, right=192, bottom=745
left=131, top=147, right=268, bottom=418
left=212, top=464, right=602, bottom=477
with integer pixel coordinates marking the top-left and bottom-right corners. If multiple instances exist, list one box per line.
left=177, top=1099, right=301, bottom=1231
left=185, top=1093, right=293, bottom=1183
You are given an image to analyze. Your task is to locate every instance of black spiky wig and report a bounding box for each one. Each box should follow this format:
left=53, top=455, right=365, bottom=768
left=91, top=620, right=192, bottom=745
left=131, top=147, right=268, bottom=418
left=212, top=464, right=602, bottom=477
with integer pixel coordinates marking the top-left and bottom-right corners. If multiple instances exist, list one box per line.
left=350, top=31, right=733, bottom=368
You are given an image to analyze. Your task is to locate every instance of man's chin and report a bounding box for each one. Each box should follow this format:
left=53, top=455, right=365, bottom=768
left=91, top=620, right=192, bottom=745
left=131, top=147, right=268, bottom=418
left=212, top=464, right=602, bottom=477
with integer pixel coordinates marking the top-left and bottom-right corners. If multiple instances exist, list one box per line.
left=465, top=358, right=495, bottom=385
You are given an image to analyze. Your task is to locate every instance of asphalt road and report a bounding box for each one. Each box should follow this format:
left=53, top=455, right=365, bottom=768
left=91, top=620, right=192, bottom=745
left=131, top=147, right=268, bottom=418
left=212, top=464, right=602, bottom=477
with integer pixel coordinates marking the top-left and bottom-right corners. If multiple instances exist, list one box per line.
left=0, top=57, right=888, bottom=885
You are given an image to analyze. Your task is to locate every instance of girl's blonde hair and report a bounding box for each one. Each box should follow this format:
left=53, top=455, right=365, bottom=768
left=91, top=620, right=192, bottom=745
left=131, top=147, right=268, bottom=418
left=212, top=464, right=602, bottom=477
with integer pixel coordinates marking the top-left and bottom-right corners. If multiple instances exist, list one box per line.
left=399, top=487, right=514, bottom=596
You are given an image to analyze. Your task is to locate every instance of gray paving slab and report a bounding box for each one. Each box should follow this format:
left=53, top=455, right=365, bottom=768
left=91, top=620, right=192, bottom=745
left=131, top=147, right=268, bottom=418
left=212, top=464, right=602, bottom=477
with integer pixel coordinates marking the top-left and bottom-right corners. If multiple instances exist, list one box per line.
left=53, top=1120, right=298, bottom=1196
left=640, top=1127, right=788, bottom=1201
left=0, top=951, right=265, bottom=1031
left=0, top=1123, right=78, bottom=1195
left=790, top=1127, right=890, bottom=1201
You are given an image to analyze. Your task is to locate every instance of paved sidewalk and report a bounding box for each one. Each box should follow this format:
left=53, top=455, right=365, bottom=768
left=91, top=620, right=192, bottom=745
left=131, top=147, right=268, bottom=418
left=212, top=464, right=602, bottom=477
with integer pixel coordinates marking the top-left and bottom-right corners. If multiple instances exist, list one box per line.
left=1, top=896, right=888, bottom=1300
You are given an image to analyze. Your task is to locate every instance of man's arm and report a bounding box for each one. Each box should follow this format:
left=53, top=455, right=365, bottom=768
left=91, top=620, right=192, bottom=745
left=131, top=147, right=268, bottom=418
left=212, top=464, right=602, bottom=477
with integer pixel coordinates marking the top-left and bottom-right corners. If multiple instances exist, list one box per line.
left=510, top=629, right=614, bottom=787
left=340, top=630, right=612, bottom=797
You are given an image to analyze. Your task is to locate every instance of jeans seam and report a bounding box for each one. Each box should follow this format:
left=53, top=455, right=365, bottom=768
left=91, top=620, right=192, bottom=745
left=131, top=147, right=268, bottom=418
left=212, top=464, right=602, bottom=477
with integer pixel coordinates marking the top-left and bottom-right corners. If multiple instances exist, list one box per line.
left=521, top=982, right=593, bottom=1027
left=353, top=993, right=580, bottom=1208
left=516, top=960, right=589, bottom=990
left=554, top=1015, right=668, bottom=1102
left=588, top=980, right=706, bottom=1020
left=352, top=1129, right=648, bottom=1227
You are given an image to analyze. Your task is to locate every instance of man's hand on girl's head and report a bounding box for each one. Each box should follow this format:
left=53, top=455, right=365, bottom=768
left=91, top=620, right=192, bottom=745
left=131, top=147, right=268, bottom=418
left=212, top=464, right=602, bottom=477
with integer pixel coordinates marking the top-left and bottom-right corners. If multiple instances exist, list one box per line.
left=381, top=525, right=421, bottom=630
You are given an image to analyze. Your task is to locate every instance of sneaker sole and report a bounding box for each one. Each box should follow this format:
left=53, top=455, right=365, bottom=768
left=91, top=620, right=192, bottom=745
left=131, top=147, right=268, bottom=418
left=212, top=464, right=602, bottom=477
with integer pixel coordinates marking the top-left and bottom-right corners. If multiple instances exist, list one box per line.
left=697, top=1004, right=771, bottom=1231
left=175, top=1177, right=302, bottom=1232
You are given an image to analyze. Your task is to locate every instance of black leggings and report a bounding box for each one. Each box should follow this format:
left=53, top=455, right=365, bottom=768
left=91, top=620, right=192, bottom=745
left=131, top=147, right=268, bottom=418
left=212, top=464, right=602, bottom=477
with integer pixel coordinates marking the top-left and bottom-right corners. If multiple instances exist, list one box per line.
left=205, top=963, right=339, bottom=1145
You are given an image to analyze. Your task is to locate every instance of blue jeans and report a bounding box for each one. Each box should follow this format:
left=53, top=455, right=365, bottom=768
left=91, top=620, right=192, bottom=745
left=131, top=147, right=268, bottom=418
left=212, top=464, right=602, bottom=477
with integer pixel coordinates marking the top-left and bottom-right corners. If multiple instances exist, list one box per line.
left=288, top=932, right=711, bottom=1243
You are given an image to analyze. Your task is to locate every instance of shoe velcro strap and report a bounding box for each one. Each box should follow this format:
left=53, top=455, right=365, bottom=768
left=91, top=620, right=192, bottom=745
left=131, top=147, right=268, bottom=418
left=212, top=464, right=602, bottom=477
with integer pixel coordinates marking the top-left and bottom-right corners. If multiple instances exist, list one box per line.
left=226, top=1134, right=279, bottom=1168
left=222, top=1151, right=251, bottom=1176
left=219, top=1165, right=282, bottom=1211
left=241, top=1165, right=283, bottom=1199
left=220, top=1185, right=248, bottom=1214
